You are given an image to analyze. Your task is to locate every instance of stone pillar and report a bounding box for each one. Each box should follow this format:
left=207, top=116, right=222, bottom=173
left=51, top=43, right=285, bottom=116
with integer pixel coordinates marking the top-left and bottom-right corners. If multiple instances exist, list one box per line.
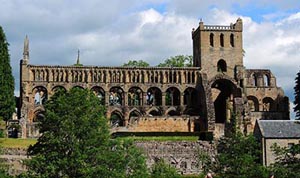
left=180, top=93, right=184, bottom=106
left=162, top=92, right=166, bottom=106
left=124, top=92, right=128, bottom=106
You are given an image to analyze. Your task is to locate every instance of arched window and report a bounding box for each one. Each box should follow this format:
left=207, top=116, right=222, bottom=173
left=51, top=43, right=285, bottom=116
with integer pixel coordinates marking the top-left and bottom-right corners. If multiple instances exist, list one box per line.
left=252, top=73, right=258, bottom=87
left=128, top=87, right=142, bottom=106
left=264, top=74, right=270, bottom=87
left=220, top=33, right=224, bottom=47
left=210, top=33, right=214, bottom=47
left=230, top=34, right=234, bottom=47
left=217, top=59, right=227, bottom=72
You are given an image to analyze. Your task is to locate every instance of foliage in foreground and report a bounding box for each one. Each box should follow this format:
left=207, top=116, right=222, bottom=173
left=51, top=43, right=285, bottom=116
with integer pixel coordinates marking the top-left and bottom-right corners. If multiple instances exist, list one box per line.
left=22, top=88, right=149, bottom=178
left=270, top=143, right=300, bottom=178
left=210, top=133, right=269, bottom=178
left=151, top=159, right=181, bottom=178
left=0, top=26, right=15, bottom=122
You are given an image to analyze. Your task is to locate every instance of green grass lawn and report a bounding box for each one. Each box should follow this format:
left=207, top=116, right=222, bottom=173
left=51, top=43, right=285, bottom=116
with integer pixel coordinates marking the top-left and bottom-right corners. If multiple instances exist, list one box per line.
left=0, top=138, right=37, bottom=148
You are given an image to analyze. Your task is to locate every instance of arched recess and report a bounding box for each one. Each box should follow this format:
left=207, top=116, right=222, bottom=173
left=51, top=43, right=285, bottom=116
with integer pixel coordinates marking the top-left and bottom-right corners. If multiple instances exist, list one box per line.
left=264, top=74, right=270, bottom=87
left=247, top=96, right=259, bottom=111
left=128, top=109, right=142, bottom=125
left=230, top=33, right=234, bottom=47
left=110, top=110, right=125, bottom=127
left=52, top=86, right=66, bottom=93
left=220, top=33, right=224, bottom=47
left=262, top=97, right=275, bottom=112
left=183, top=87, right=200, bottom=116
left=91, top=86, right=105, bottom=105
left=165, top=87, right=180, bottom=106
left=33, top=110, right=45, bottom=122
left=128, top=87, right=143, bottom=106
left=72, top=86, right=84, bottom=90
left=211, top=78, right=241, bottom=123
left=147, top=107, right=161, bottom=116
left=166, top=107, right=180, bottom=116
left=210, top=33, right=214, bottom=47
left=146, top=87, right=162, bottom=106
left=217, top=59, right=227, bottom=72
left=252, top=73, right=258, bottom=86
left=33, top=86, right=48, bottom=105
left=109, top=87, right=124, bottom=106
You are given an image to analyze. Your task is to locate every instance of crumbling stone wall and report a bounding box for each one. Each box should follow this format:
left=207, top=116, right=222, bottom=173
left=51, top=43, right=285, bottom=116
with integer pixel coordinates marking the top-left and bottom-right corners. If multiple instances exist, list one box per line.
left=135, top=141, right=216, bottom=175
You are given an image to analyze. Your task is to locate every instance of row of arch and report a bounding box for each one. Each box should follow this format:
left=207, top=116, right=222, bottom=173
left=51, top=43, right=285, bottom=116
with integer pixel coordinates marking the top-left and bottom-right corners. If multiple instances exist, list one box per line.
left=249, top=72, right=272, bottom=87
left=247, top=96, right=288, bottom=112
left=30, top=68, right=198, bottom=84
left=33, top=85, right=199, bottom=108
left=210, top=33, right=235, bottom=47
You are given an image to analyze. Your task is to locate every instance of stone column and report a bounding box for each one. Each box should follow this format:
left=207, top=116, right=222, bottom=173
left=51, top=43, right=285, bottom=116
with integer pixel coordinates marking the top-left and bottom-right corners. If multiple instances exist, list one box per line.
left=162, top=92, right=166, bottom=106
left=180, top=93, right=184, bottom=106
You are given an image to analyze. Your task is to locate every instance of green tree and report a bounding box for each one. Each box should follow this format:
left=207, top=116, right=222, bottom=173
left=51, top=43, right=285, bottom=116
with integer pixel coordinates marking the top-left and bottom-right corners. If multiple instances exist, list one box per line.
left=157, top=55, right=193, bottom=67
left=0, top=26, right=15, bottom=122
left=270, top=143, right=300, bottom=178
left=24, top=88, right=148, bottom=178
left=151, top=159, right=181, bottom=178
left=122, top=60, right=150, bottom=67
left=294, top=69, right=300, bottom=120
left=211, top=133, right=268, bottom=178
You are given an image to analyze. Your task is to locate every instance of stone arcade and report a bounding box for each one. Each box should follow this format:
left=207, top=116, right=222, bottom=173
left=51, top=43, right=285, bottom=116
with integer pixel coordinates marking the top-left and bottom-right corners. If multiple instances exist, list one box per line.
left=19, top=18, right=289, bottom=138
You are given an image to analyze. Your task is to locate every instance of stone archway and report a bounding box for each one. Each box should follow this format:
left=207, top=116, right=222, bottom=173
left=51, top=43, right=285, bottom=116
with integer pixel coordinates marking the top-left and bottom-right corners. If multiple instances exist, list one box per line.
left=208, top=74, right=243, bottom=137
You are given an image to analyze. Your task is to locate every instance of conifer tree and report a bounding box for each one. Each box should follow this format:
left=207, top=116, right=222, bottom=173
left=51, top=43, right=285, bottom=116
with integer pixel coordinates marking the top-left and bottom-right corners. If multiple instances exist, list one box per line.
left=294, top=69, right=300, bottom=120
left=0, top=26, right=15, bottom=121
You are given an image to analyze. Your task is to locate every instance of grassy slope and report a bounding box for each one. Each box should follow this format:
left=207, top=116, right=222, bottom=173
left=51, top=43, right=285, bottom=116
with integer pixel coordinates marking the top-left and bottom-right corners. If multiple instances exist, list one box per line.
left=0, top=138, right=37, bottom=148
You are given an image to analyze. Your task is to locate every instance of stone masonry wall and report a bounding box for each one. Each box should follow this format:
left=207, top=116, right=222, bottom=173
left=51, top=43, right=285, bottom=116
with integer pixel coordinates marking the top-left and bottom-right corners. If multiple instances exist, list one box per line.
left=1, top=141, right=215, bottom=176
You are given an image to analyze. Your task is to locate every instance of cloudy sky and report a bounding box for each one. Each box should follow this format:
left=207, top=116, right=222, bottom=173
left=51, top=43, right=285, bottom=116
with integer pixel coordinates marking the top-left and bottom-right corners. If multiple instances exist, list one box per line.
left=1, top=0, right=300, bottom=118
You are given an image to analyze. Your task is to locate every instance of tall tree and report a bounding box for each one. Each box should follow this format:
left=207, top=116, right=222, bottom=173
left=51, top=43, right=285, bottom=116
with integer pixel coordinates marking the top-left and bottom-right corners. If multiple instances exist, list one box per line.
left=210, top=133, right=269, bottom=178
left=0, top=26, right=15, bottom=121
left=294, top=69, right=300, bottom=120
left=122, top=60, right=150, bottom=67
left=157, top=55, right=193, bottom=67
left=270, top=143, right=300, bottom=178
left=24, top=88, right=149, bottom=178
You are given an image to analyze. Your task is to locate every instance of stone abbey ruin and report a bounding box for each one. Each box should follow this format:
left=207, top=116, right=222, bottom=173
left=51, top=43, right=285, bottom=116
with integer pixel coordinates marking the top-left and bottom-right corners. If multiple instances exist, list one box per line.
left=19, top=18, right=289, bottom=138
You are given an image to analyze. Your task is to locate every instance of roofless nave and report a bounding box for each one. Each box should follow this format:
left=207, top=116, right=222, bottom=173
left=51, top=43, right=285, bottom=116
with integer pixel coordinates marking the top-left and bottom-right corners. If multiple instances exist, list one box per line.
left=19, top=18, right=289, bottom=138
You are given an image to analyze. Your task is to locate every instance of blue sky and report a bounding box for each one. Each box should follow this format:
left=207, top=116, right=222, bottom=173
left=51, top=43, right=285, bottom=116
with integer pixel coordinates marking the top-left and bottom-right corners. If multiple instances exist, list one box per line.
left=0, top=0, right=299, bottom=118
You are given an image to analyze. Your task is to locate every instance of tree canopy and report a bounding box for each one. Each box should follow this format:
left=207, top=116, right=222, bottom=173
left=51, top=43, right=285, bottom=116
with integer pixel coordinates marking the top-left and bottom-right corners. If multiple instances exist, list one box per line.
left=270, top=143, right=300, bottom=178
left=0, top=26, right=15, bottom=121
left=294, top=69, right=300, bottom=120
left=157, top=55, right=193, bottom=67
left=122, top=60, right=150, bottom=67
left=209, top=133, right=268, bottom=178
left=24, top=88, right=148, bottom=178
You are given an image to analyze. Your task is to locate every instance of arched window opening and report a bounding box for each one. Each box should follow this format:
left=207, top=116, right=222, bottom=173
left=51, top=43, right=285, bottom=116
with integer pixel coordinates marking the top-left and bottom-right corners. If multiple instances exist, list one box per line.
left=92, top=86, right=105, bottom=105
left=220, top=33, right=224, bottom=47
left=128, top=87, right=142, bottom=106
left=210, top=33, right=214, bottom=47
left=184, top=87, right=198, bottom=106
left=217, top=59, right=227, bottom=72
left=262, top=97, right=275, bottom=112
left=147, top=87, right=162, bottom=106
left=264, top=74, right=270, bottom=87
left=149, top=109, right=161, bottom=116
left=33, top=112, right=45, bottom=122
left=128, top=110, right=141, bottom=126
left=247, top=96, right=259, bottom=111
left=167, top=110, right=180, bottom=116
left=110, top=111, right=124, bottom=127
left=252, top=73, right=258, bottom=87
left=165, top=87, right=180, bottom=106
left=109, top=87, right=124, bottom=106
left=230, top=34, right=234, bottom=47
left=33, top=87, right=48, bottom=105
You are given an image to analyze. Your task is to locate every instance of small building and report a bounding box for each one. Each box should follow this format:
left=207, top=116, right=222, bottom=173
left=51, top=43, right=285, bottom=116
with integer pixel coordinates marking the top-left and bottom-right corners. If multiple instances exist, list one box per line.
left=254, top=120, right=300, bottom=166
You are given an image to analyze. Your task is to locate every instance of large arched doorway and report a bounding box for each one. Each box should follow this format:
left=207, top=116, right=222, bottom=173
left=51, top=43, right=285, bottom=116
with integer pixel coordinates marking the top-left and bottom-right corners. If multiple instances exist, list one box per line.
left=211, top=79, right=240, bottom=123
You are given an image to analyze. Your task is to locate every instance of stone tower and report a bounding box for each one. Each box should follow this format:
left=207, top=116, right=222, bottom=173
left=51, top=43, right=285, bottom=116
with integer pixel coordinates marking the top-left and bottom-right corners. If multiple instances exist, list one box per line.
left=192, top=18, right=243, bottom=80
